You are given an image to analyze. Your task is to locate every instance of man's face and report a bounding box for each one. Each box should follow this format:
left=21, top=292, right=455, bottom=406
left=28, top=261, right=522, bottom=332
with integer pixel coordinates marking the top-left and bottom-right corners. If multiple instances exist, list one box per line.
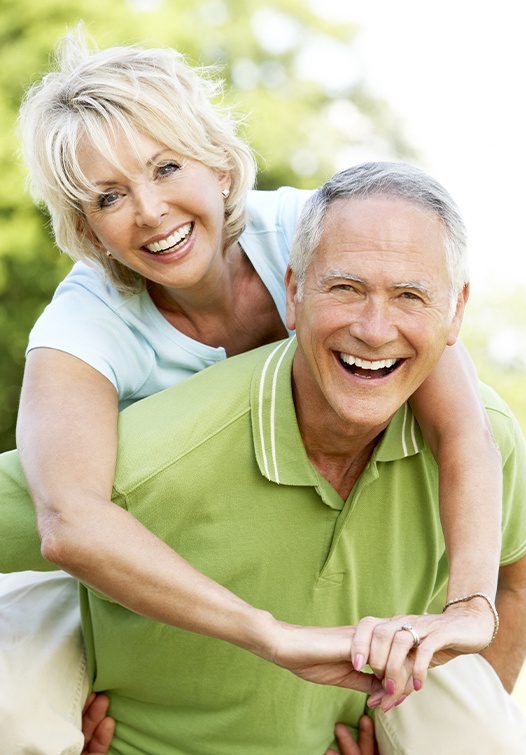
left=286, top=196, right=468, bottom=437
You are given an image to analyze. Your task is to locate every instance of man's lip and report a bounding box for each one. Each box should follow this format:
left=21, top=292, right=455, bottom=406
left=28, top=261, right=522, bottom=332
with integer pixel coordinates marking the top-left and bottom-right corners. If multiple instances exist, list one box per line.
left=339, top=353, right=400, bottom=371
left=336, top=351, right=404, bottom=378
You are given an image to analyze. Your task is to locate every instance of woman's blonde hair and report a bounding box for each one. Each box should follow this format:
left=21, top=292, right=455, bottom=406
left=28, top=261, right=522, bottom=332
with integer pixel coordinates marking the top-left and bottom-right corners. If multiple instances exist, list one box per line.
left=18, top=24, right=257, bottom=292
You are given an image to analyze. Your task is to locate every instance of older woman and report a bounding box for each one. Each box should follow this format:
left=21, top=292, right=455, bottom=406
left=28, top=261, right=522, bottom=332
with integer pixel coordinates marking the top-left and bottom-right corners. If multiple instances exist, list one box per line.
left=5, top=25, right=501, bottom=753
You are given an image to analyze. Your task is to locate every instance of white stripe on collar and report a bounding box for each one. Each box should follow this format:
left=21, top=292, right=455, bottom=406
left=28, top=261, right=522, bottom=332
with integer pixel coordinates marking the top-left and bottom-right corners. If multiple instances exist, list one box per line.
left=401, top=402, right=419, bottom=457
left=258, top=338, right=296, bottom=482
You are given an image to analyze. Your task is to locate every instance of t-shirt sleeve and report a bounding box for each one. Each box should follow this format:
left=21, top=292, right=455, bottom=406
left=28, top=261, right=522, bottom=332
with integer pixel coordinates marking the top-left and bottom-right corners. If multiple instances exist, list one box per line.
left=0, top=450, right=54, bottom=572
left=26, top=265, right=153, bottom=401
left=483, top=385, right=526, bottom=565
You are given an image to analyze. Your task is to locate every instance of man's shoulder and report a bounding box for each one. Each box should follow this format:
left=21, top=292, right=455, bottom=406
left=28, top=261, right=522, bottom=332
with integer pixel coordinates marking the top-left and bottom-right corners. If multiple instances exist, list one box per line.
left=481, top=383, right=525, bottom=460
left=113, top=342, right=284, bottom=491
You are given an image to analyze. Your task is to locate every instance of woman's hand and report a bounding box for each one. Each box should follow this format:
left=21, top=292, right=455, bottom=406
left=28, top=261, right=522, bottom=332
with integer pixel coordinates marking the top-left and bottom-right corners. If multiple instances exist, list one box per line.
left=350, top=599, right=496, bottom=710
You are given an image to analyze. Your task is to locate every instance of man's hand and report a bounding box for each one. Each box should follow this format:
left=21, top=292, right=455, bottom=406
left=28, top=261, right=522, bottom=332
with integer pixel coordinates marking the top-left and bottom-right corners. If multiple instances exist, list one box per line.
left=325, top=717, right=379, bottom=755
left=81, top=693, right=115, bottom=754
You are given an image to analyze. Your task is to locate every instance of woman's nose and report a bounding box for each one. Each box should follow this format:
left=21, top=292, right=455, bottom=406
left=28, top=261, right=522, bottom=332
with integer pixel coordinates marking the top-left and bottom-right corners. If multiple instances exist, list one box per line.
left=134, top=185, right=168, bottom=227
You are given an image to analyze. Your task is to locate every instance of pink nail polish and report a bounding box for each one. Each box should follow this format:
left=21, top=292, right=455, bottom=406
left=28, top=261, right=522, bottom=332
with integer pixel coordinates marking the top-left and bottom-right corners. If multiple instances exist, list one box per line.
left=353, top=654, right=365, bottom=671
left=386, top=679, right=395, bottom=696
left=414, top=679, right=422, bottom=692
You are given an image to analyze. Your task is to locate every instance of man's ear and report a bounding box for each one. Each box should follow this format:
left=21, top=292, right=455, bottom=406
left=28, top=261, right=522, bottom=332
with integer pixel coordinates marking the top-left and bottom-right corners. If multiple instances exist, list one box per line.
left=285, top=266, right=298, bottom=331
left=447, top=283, right=470, bottom=346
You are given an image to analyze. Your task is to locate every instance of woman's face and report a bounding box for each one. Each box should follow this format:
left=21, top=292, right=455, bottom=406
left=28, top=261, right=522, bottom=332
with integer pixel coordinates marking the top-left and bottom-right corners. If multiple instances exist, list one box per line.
left=78, top=130, right=231, bottom=294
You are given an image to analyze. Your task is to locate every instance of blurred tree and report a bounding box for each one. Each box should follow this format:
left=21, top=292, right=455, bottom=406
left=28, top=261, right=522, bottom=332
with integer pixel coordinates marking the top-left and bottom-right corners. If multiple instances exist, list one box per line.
left=0, top=0, right=415, bottom=451
left=462, top=288, right=526, bottom=433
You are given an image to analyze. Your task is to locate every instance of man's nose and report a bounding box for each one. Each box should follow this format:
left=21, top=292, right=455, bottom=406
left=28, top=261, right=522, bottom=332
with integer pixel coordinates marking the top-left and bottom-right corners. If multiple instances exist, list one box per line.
left=134, top=185, right=168, bottom=227
left=347, top=298, right=398, bottom=347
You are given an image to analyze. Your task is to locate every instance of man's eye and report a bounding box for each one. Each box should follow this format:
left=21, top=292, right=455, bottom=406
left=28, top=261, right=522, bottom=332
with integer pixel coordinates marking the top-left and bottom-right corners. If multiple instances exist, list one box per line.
left=400, top=291, right=423, bottom=302
left=333, top=284, right=356, bottom=292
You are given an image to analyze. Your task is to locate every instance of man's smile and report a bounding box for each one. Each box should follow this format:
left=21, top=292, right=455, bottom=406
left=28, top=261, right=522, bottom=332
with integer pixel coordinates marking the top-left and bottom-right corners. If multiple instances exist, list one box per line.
left=338, top=352, right=402, bottom=379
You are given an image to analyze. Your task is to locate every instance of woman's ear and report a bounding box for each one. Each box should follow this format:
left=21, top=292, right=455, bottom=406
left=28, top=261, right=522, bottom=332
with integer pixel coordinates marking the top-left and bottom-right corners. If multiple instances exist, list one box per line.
left=218, top=170, right=232, bottom=195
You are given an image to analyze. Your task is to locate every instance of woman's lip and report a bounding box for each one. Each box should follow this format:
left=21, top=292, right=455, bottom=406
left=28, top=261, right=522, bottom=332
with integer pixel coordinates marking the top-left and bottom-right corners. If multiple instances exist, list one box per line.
left=143, top=221, right=193, bottom=250
left=142, top=223, right=196, bottom=261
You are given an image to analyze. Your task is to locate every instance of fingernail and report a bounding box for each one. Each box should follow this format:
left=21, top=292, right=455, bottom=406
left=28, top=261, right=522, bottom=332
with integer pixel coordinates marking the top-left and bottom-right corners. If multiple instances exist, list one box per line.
left=375, top=672, right=384, bottom=681
left=367, top=698, right=381, bottom=708
left=382, top=701, right=396, bottom=713
left=395, top=695, right=407, bottom=706
left=353, top=654, right=365, bottom=671
left=414, top=679, right=422, bottom=692
left=386, top=679, right=395, bottom=696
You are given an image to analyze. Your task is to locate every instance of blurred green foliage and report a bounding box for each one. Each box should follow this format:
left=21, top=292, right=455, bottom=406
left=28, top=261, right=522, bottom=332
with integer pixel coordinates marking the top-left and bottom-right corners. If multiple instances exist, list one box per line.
left=0, top=0, right=414, bottom=451
left=1, top=0, right=524, bottom=452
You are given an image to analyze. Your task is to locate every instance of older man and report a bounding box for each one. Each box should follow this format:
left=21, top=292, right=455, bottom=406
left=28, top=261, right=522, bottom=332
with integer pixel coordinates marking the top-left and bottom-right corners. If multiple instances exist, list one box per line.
left=2, top=162, right=526, bottom=753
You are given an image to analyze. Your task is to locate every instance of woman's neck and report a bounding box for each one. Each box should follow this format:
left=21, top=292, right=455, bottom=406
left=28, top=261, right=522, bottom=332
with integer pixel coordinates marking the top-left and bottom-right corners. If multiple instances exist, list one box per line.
left=147, top=243, right=287, bottom=355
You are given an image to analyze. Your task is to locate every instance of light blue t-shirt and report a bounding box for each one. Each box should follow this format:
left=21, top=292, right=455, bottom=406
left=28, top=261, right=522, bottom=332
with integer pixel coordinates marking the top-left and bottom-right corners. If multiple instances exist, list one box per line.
left=27, top=188, right=310, bottom=410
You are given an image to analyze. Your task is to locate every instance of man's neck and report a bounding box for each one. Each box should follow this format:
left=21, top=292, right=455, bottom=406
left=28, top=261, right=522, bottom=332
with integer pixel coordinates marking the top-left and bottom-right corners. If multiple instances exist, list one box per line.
left=305, top=436, right=380, bottom=500
left=292, top=393, right=384, bottom=500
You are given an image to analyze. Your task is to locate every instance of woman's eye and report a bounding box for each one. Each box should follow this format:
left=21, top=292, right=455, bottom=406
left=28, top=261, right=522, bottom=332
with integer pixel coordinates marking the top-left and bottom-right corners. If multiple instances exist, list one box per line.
left=97, top=192, right=120, bottom=209
left=157, top=161, right=181, bottom=177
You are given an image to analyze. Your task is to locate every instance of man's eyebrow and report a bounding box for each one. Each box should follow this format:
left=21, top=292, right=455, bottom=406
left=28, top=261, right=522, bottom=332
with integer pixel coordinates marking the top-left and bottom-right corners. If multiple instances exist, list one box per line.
left=392, top=281, right=432, bottom=297
left=320, top=271, right=366, bottom=286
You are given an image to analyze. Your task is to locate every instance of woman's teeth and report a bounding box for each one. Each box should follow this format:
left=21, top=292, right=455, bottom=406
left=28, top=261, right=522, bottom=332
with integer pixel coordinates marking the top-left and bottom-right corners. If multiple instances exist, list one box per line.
left=146, top=223, right=192, bottom=254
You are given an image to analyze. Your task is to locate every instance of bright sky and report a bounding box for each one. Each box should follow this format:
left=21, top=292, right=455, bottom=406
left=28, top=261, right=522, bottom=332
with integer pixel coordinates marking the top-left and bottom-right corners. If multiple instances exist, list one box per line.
left=310, top=0, right=526, bottom=294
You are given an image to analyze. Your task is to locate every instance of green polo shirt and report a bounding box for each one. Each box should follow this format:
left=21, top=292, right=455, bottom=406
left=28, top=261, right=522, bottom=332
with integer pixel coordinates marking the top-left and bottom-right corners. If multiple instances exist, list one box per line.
left=70, top=338, right=525, bottom=754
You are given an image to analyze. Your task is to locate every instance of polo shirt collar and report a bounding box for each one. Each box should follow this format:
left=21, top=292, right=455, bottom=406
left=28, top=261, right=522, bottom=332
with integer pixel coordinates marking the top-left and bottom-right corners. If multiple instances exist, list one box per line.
left=250, top=338, right=424, bottom=486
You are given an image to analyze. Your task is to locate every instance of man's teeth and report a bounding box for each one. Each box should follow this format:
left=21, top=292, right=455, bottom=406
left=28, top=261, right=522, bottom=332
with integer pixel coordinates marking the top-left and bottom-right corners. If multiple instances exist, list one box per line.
left=146, top=223, right=192, bottom=253
left=339, top=354, right=398, bottom=371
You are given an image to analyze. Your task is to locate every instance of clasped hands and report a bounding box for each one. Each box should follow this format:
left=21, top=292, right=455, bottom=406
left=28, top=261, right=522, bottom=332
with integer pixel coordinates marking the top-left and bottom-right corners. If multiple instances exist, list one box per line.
left=269, top=599, right=495, bottom=712
left=81, top=601, right=494, bottom=753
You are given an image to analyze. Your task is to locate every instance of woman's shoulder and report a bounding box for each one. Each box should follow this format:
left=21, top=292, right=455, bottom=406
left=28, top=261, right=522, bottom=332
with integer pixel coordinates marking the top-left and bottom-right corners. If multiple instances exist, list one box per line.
left=244, top=187, right=313, bottom=234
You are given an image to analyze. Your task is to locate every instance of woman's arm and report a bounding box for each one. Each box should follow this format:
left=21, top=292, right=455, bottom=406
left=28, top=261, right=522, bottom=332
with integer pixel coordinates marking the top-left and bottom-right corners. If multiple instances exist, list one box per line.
left=409, top=340, right=502, bottom=623
left=15, top=349, right=381, bottom=683
left=17, top=348, right=281, bottom=652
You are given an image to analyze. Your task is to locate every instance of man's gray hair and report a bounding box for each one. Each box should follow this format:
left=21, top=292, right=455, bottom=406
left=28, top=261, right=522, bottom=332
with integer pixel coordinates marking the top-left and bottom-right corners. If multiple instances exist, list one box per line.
left=290, top=162, right=469, bottom=310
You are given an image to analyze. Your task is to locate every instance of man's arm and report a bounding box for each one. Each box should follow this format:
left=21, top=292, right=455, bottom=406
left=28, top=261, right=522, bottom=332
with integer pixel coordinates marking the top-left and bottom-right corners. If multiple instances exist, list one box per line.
left=482, top=555, right=526, bottom=692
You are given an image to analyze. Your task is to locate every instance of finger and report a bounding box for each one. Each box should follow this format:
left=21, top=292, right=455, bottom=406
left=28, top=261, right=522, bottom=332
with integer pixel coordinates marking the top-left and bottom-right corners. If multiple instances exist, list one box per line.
left=381, top=629, right=419, bottom=700
left=82, top=692, right=97, bottom=715
left=351, top=616, right=383, bottom=671
left=82, top=693, right=111, bottom=740
left=357, top=715, right=378, bottom=755
left=333, top=722, right=361, bottom=755
left=367, top=618, right=413, bottom=681
left=84, top=717, right=115, bottom=754
left=409, top=640, right=435, bottom=691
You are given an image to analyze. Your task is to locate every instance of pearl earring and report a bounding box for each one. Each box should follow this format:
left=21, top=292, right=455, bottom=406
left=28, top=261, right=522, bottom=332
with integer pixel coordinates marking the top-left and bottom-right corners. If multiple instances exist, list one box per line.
left=105, top=250, right=112, bottom=258
left=222, top=188, right=230, bottom=198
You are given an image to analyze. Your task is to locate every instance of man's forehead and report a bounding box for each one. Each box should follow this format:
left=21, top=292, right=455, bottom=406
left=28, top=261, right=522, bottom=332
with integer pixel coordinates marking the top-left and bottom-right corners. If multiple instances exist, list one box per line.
left=318, top=195, right=446, bottom=256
